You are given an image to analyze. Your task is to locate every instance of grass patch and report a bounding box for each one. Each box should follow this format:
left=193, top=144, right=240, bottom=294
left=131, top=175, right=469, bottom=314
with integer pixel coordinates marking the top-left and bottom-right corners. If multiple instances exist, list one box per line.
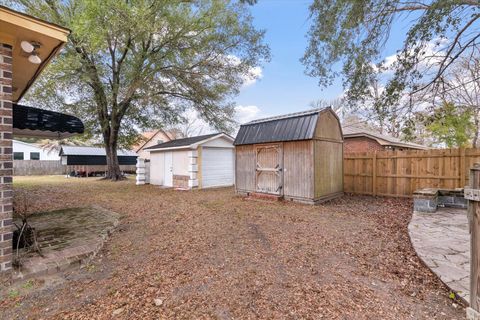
left=8, top=289, right=19, bottom=299
left=21, top=280, right=34, bottom=290
left=13, top=175, right=135, bottom=189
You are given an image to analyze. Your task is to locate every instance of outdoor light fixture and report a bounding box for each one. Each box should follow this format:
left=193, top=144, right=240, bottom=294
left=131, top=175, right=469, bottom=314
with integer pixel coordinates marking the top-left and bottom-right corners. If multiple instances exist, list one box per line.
left=20, top=40, right=34, bottom=53
left=28, top=53, right=41, bottom=64
left=21, top=41, right=42, bottom=64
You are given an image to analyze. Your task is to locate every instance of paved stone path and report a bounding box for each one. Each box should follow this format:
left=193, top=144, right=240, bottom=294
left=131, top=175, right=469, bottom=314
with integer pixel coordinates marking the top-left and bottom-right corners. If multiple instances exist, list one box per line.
left=13, top=206, right=119, bottom=280
left=409, top=207, right=470, bottom=303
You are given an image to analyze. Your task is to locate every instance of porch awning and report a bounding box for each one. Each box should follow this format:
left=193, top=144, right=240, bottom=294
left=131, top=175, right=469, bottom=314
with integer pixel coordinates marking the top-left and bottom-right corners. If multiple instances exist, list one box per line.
left=13, top=104, right=84, bottom=139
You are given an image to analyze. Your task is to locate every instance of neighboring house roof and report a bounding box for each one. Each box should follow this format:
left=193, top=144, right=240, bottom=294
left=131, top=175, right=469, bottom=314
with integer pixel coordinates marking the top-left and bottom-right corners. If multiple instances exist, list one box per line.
left=13, top=104, right=84, bottom=139
left=342, top=126, right=429, bottom=150
left=145, top=133, right=233, bottom=151
left=13, top=139, right=40, bottom=147
left=60, top=146, right=137, bottom=157
left=234, top=108, right=328, bottom=146
left=133, top=129, right=176, bottom=152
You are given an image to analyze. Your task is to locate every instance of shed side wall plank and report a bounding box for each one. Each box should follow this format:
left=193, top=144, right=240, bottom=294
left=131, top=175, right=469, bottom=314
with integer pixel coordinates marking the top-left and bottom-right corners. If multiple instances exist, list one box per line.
left=284, top=140, right=313, bottom=199
left=314, top=140, right=343, bottom=198
left=235, top=145, right=255, bottom=191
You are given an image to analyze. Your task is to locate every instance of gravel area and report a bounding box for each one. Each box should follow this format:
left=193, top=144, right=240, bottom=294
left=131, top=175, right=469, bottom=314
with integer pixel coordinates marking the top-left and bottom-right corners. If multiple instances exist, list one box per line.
left=0, top=176, right=465, bottom=319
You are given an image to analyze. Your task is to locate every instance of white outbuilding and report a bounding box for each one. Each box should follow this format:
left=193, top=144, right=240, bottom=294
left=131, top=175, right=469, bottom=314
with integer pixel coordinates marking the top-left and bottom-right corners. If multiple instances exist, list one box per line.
left=143, top=133, right=235, bottom=189
left=13, top=140, right=60, bottom=161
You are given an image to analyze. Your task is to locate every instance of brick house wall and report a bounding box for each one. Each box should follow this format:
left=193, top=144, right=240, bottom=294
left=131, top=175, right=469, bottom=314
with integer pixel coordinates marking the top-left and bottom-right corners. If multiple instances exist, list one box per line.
left=0, top=43, right=13, bottom=274
left=344, top=137, right=384, bottom=153
left=173, top=175, right=189, bottom=189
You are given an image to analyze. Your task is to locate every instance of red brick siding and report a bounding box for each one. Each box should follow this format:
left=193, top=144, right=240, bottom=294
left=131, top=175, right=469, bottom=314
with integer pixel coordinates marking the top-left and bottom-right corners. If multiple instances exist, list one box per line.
left=173, top=175, right=189, bottom=189
left=0, top=43, right=13, bottom=274
left=344, top=137, right=384, bottom=153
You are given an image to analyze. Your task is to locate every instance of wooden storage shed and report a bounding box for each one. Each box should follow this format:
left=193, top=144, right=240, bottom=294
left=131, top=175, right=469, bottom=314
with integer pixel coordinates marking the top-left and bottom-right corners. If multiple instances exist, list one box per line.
left=234, top=108, right=343, bottom=204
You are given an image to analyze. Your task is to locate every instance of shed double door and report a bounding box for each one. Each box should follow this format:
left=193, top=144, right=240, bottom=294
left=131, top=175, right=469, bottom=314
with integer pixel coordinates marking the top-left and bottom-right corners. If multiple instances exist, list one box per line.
left=255, top=144, right=283, bottom=195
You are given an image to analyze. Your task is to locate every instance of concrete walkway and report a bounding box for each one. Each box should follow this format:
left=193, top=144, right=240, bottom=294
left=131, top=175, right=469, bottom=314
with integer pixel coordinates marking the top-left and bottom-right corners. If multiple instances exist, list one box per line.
left=408, top=208, right=470, bottom=303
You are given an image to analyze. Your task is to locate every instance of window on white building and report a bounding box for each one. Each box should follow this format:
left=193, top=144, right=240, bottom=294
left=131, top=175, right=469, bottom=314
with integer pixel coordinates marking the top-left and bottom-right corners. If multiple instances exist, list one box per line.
left=30, top=152, right=40, bottom=160
left=13, top=152, right=24, bottom=160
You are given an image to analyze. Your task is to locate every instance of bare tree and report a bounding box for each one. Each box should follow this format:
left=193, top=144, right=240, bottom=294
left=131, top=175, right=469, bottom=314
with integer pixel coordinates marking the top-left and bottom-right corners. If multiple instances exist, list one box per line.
left=167, top=110, right=210, bottom=138
left=304, top=0, right=480, bottom=112
left=309, top=97, right=347, bottom=120
left=179, top=117, right=206, bottom=138
left=439, top=50, right=480, bottom=147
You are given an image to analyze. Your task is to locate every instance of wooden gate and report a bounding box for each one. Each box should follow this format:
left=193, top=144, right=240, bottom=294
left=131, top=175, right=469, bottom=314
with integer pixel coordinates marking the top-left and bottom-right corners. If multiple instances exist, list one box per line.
left=255, top=144, right=283, bottom=195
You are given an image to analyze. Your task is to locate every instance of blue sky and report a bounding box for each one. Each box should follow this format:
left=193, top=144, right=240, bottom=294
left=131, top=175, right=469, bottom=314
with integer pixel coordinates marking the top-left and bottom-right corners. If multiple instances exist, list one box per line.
left=234, top=0, right=415, bottom=123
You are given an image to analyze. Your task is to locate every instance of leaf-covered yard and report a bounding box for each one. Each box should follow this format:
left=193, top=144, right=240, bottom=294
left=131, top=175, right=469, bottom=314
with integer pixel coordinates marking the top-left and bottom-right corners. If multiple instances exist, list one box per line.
left=0, top=176, right=464, bottom=319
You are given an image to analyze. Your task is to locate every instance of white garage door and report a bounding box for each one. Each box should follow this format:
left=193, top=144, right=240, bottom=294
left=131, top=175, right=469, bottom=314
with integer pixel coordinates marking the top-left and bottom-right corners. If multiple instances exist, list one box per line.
left=202, top=147, right=234, bottom=188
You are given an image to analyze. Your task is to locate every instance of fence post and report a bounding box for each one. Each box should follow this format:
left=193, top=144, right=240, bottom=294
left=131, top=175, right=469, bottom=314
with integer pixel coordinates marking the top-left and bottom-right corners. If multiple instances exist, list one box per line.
left=466, top=163, right=480, bottom=320
left=372, top=152, right=377, bottom=196
left=461, top=148, right=466, bottom=188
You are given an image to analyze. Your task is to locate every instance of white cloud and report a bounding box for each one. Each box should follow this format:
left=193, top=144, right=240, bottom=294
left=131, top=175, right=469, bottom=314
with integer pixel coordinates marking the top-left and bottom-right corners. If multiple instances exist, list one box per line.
left=241, top=66, right=263, bottom=87
left=224, top=54, right=263, bottom=88
left=235, top=105, right=262, bottom=124
left=383, top=54, right=397, bottom=70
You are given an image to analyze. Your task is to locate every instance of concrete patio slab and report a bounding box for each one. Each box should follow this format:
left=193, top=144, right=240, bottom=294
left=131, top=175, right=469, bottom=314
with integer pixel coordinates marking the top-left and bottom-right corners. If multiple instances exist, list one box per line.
left=409, top=207, right=470, bottom=303
left=12, top=206, right=120, bottom=280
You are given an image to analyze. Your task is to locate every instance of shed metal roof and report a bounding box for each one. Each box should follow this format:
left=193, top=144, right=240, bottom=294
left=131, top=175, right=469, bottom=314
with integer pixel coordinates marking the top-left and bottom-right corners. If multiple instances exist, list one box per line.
left=144, top=133, right=226, bottom=150
left=234, top=108, right=326, bottom=146
left=60, top=146, right=137, bottom=157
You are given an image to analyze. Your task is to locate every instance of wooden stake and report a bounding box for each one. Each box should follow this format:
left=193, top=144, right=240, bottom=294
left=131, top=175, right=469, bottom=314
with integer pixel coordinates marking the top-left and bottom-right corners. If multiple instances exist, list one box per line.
left=372, top=152, right=377, bottom=196
left=470, top=163, right=480, bottom=315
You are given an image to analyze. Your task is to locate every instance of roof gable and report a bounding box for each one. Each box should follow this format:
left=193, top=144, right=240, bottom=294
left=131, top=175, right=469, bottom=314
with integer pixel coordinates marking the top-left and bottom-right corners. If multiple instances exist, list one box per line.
left=133, top=130, right=169, bottom=152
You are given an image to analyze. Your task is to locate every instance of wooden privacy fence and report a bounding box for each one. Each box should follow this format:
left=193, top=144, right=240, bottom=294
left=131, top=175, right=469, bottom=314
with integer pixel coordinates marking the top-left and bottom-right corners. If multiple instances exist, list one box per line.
left=344, top=148, right=480, bottom=197
left=13, top=160, right=65, bottom=176
left=13, top=161, right=137, bottom=176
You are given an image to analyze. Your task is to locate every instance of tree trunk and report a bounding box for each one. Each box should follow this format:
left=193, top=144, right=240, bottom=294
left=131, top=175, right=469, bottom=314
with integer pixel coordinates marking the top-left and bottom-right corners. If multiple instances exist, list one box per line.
left=103, top=128, right=123, bottom=181
left=474, top=107, right=480, bottom=148
left=105, top=143, right=122, bottom=180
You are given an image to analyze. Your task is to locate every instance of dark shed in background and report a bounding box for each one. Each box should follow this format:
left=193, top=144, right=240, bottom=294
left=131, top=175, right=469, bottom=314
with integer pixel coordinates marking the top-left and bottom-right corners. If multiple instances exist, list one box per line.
left=60, top=146, right=137, bottom=175
left=234, top=108, right=344, bottom=204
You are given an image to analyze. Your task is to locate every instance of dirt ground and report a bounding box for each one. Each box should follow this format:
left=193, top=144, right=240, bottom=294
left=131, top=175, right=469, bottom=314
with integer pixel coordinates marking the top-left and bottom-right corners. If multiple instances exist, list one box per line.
left=0, top=176, right=465, bottom=319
